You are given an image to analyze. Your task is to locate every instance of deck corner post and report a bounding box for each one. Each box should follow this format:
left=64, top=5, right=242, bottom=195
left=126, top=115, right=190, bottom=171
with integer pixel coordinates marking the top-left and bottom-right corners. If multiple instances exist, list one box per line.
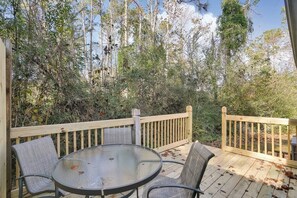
left=222, top=106, right=227, bottom=151
left=0, top=38, right=7, bottom=198
left=5, top=39, right=12, bottom=198
left=132, top=108, right=141, bottom=145
left=186, top=105, right=192, bottom=143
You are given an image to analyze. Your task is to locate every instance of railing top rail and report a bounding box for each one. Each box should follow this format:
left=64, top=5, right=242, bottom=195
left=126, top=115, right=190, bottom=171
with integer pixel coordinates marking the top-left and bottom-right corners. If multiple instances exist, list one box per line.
left=11, top=118, right=134, bottom=139
left=140, top=113, right=188, bottom=123
left=226, top=114, right=297, bottom=126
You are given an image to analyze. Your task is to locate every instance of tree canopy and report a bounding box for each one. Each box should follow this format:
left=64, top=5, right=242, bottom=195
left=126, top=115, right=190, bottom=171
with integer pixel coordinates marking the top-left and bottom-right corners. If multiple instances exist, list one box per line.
left=0, top=0, right=296, bottom=144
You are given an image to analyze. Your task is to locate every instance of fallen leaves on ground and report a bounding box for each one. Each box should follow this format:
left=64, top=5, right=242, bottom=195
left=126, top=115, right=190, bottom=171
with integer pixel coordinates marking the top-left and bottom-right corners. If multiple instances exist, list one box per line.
left=248, top=175, right=255, bottom=182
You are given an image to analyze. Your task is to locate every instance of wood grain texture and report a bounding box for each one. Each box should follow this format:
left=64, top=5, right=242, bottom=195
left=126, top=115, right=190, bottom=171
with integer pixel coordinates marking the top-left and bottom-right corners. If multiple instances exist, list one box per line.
left=5, top=40, right=12, bottom=198
left=0, top=39, right=6, bottom=198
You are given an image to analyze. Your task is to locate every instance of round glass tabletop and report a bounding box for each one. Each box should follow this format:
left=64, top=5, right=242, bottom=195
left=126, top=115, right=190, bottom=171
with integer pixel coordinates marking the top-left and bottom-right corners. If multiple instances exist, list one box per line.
left=52, top=144, right=162, bottom=196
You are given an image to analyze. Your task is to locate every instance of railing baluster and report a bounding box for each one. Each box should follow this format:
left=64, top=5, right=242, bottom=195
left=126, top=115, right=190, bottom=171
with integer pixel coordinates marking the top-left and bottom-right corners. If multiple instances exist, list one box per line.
left=264, top=124, right=267, bottom=155
left=180, top=119, right=181, bottom=140
left=65, top=132, right=69, bottom=155
left=288, top=126, right=291, bottom=160
left=154, top=122, right=157, bottom=148
left=167, top=120, right=169, bottom=143
left=164, top=120, right=169, bottom=145
left=161, top=121, right=164, bottom=146
left=176, top=119, right=179, bottom=141
left=245, top=122, right=248, bottom=150
left=171, top=119, right=175, bottom=143
left=88, top=129, right=91, bottom=148
left=168, top=120, right=171, bottom=144
left=295, top=126, right=297, bottom=159
left=251, top=123, right=254, bottom=152
left=57, top=133, right=61, bottom=157
left=101, top=128, right=104, bottom=145
left=175, top=119, right=178, bottom=142
left=95, top=129, right=98, bottom=146
left=279, top=125, right=282, bottom=157
left=239, top=121, right=242, bottom=149
left=234, top=121, right=237, bottom=148
left=272, top=125, right=275, bottom=156
left=177, top=119, right=180, bottom=141
left=81, top=130, right=84, bottom=149
left=158, top=121, right=160, bottom=148
left=143, top=123, right=146, bottom=147
left=73, top=131, right=77, bottom=152
left=147, top=123, right=150, bottom=148
left=229, top=120, right=232, bottom=147
left=182, top=118, right=186, bottom=139
left=258, top=123, right=260, bottom=153
left=151, top=122, right=153, bottom=148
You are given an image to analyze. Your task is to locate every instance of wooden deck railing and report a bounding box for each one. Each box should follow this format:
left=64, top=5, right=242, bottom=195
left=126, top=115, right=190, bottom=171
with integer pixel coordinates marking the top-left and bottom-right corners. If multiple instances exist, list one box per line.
left=222, top=106, right=297, bottom=168
left=10, top=106, right=192, bottom=189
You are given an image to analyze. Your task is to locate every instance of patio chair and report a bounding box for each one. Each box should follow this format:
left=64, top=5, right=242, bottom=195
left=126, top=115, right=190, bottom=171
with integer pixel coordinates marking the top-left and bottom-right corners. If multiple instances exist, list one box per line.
left=103, top=126, right=133, bottom=145
left=143, top=141, right=215, bottom=198
left=12, top=136, right=65, bottom=198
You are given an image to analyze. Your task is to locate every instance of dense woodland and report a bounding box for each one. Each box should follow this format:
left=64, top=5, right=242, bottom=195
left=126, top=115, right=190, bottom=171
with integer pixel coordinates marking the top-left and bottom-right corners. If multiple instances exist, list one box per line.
left=1, top=0, right=296, bottom=143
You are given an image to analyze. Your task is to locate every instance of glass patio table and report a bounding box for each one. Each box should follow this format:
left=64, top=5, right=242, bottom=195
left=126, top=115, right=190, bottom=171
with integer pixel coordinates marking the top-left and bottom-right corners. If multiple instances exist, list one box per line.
left=52, top=144, right=162, bottom=197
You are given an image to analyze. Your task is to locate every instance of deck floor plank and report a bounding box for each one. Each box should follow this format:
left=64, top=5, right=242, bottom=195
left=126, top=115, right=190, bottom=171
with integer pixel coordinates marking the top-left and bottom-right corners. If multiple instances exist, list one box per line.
left=288, top=168, right=297, bottom=198
left=257, top=163, right=281, bottom=198
left=272, top=166, right=291, bottom=198
left=214, top=156, right=256, bottom=197
left=226, top=159, right=264, bottom=198
left=201, top=153, right=250, bottom=197
left=200, top=152, right=241, bottom=190
left=217, top=160, right=261, bottom=198
left=242, top=160, right=272, bottom=198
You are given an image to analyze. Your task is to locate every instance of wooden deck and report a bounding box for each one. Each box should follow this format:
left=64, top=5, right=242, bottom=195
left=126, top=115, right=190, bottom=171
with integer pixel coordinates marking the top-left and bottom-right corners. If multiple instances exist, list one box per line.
left=21, top=143, right=297, bottom=198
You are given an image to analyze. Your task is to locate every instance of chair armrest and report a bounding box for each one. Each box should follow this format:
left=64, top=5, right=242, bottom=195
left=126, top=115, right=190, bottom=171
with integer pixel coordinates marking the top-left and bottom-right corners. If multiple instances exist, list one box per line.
left=162, top=160, right=185, bottom=166
left=147, top=184, right=203, bottom=198
left=18, top=174, right=52, bottom=181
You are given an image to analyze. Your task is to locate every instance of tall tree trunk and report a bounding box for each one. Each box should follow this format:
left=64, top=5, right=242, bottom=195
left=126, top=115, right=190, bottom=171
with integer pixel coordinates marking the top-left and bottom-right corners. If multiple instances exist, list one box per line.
left=164, top=0, right=177, bottom=65
left=89, top=0, right=94, bottom=83
left=82, top=6, right=88, bottom=78
left=124, top=0, right=128, bottom=47
left=104, top=0, right=114, bottom=78
left=149, top=0, right=154, bottom=42
left=131, top=0, right=143, bottom=51
left=139, top=13, right=142, bottom=51
left=98, top=0, right=104, bottom=83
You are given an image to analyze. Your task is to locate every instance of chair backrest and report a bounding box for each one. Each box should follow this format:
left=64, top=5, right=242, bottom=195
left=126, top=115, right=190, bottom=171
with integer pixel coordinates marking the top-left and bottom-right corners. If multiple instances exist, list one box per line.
left=103, top=126, right=133, bottom=145
left=179, top=141, right=215, bottom=198
left=12, top=136, right=58, bottom=194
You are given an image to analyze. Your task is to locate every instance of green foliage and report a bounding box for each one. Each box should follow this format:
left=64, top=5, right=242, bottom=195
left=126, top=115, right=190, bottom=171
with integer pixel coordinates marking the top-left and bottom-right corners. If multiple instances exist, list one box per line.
left=220, top=67, right=297, bottom=118
left=219, top=0, right=248, bottom=56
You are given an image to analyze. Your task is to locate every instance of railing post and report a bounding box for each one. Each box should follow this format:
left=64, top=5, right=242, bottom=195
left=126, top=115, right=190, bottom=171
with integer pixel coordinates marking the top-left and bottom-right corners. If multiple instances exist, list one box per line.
left=0, top=38, right=7, bottom=198
left=222, top=106, right=227, bottom=151
left=132, top=109, right=141, bottom=145
left=5, top=40, right=12, bottom=198
left=186, top=106, right=192, bottom=143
